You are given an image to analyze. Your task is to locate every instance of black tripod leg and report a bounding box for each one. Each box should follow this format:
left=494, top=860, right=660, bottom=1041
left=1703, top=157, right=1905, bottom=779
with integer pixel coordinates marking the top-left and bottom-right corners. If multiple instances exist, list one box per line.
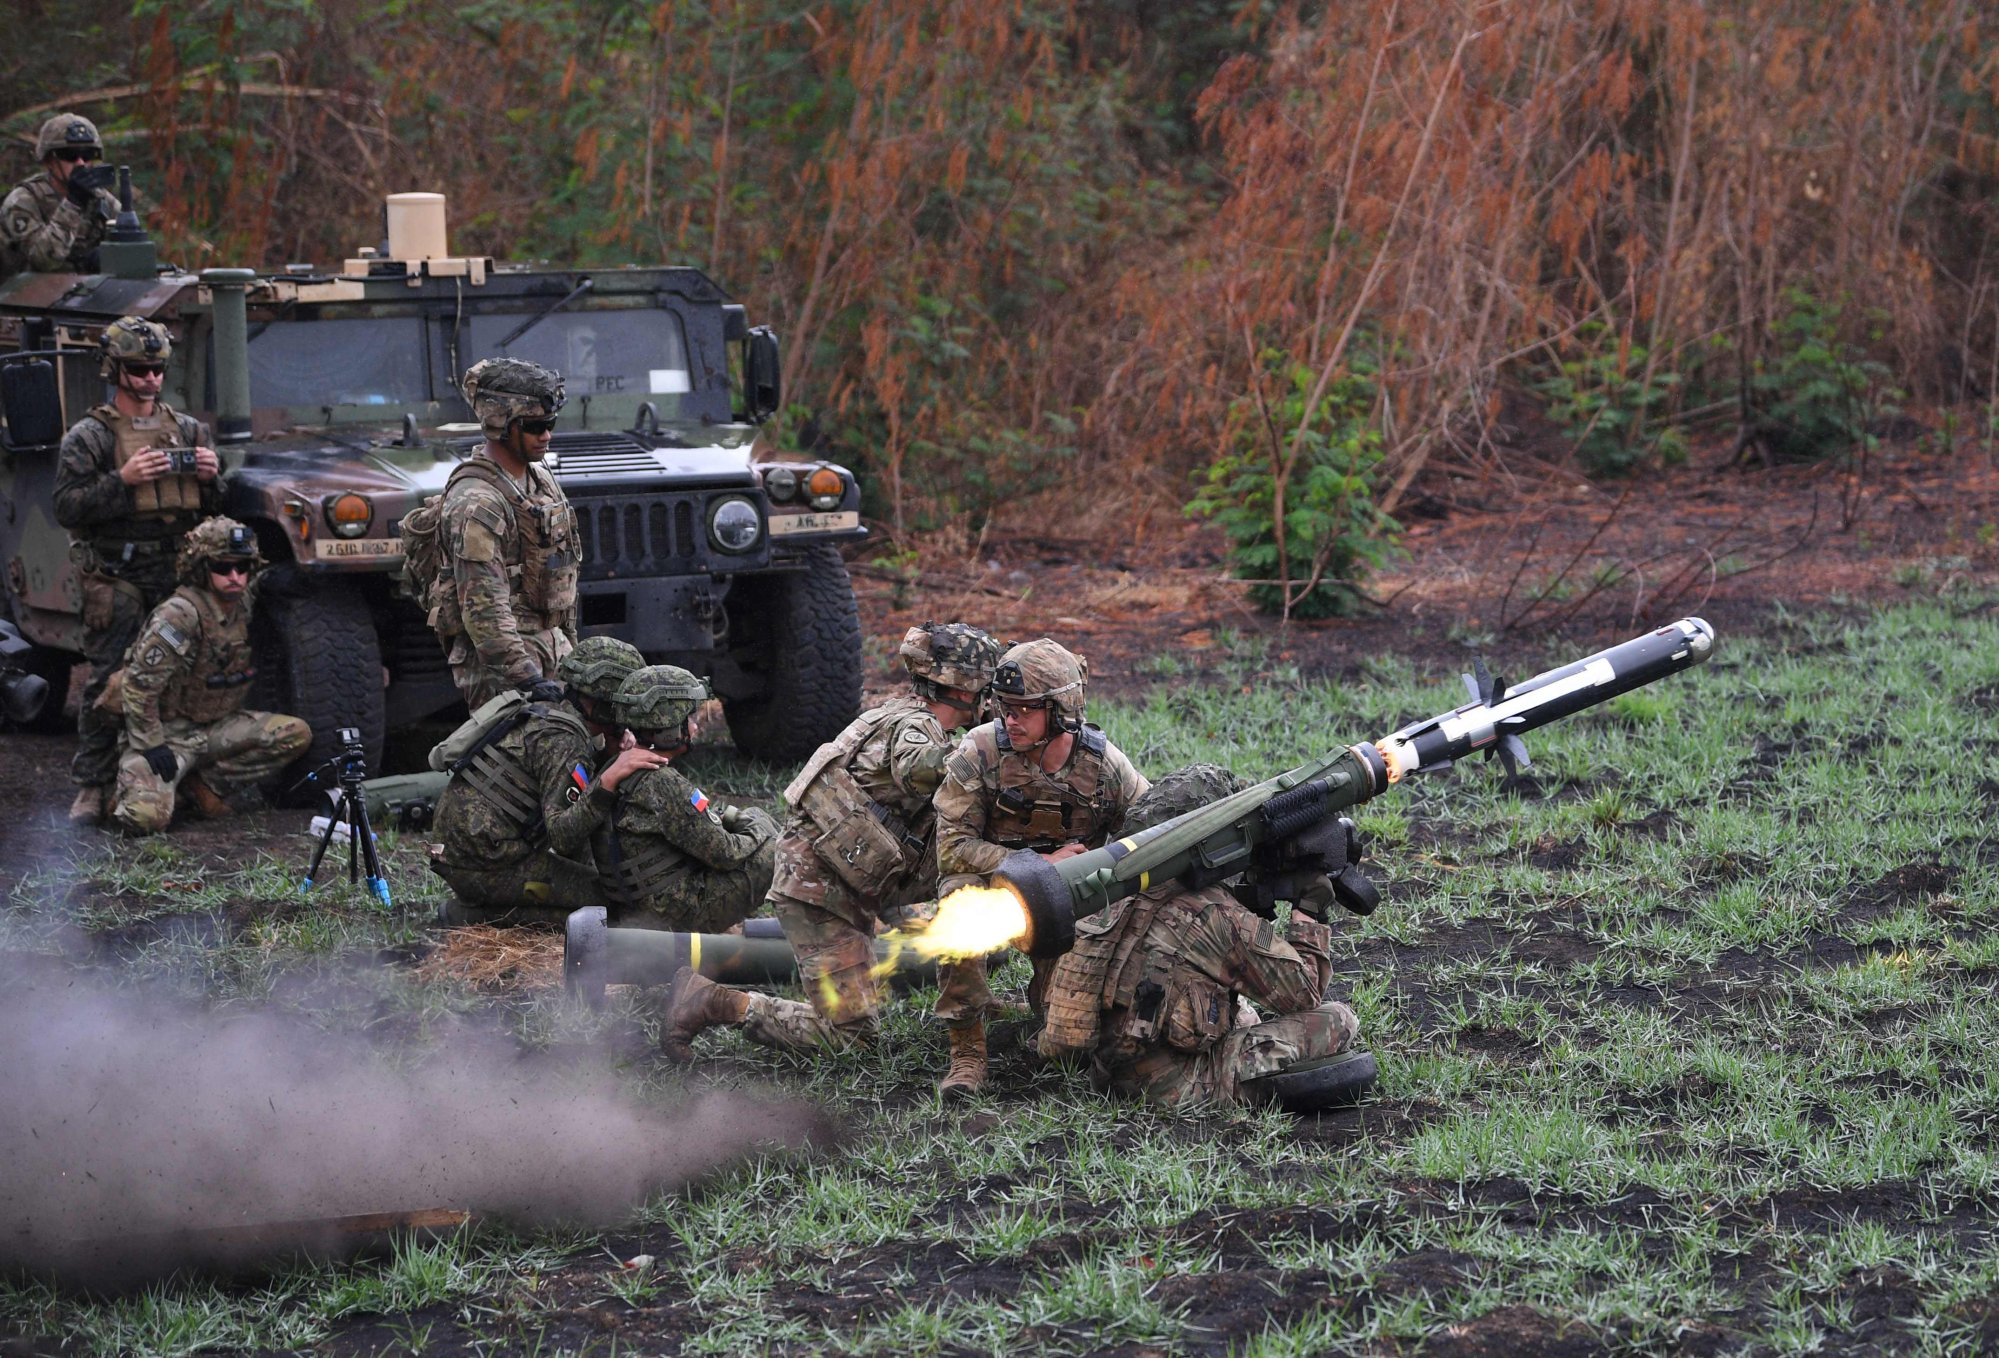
left=300, top=800, right=342, bottom=893
left=352, top=795, right=392, bottom=909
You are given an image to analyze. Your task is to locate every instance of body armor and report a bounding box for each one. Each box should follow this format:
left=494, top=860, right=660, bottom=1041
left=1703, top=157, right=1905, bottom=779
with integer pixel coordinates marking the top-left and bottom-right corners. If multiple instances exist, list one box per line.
left=450, top=701, right=591, bottom=850
left=147, top=586, right=255, bottom=725
left=596, top=820, right=693, bottom=912
left=783, top=699, right=933, bottom=897
left=93, top=403, right=203, bottom=523
left=986, top=722, right=1115, bottom=849
left=1040, top=884, right=1236, bottom=1063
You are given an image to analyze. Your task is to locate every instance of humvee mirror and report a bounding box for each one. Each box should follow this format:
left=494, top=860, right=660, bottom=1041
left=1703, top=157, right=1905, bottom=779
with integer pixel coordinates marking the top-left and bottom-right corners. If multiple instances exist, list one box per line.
left=0, top=357, right=63, bottom=450
left=744, top=327, right=781, bottom=423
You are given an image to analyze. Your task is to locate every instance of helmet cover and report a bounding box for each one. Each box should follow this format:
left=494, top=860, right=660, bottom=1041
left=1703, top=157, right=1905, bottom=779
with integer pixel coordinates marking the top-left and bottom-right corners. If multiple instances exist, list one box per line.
left=990, top=638, right=1087, bottom=727
left=36, top=113, right=101, bottom=160
left=558, top=635, right=645, bottom=705
left=175, top=516, right=263, bottom=586
left=462, top=358, right=566, bottom=441
left=1122, top=763, right=1248, bottom=837
left=899, top=621, right=1000, bottom=699
left=613, top=664, right=708, bottom=734
left=99, top=316, right=172, bottom=380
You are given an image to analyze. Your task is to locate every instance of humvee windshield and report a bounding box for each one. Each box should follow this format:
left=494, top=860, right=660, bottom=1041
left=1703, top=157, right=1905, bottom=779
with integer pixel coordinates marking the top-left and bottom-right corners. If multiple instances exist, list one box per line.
left=467, top=310, right=690, bottom=398
left=249, top=316, right=429, bottom=407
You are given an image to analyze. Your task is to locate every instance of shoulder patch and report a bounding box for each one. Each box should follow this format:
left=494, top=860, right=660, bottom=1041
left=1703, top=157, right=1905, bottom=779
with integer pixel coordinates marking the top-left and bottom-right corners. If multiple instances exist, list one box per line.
left=944, top=750, right=981, bottom=785
left=155, top=620, right=191, bottom=655
left=688, top=787, right=710, bottom=814
left=142, top=644, right=165, bottom=667
left=897, top=726, right=933, bottom=747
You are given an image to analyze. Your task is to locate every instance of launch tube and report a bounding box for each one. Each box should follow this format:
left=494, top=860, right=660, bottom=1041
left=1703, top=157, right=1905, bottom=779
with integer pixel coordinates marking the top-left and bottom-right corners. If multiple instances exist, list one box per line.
left=996, top=618, right=1716, bottom=959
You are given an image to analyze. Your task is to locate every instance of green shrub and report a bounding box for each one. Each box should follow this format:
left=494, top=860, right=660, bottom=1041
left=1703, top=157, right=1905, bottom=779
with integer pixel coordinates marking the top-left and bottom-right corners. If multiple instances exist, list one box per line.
left=1534, top=320, right=1683, bottom=476
left=1187, top=351, right=1399, bottom=619
left=1748, top=288, right=1899, bottom=461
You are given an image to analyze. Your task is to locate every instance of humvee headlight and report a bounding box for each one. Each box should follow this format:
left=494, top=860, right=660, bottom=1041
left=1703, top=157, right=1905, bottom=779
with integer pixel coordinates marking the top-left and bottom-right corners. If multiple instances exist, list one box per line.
left=709, top=496, right=762, bottom=553
left=805, top=466, right=844, bottom=511
left=324, top=493, right=374, bottom=539
left=762, top=466, right=798, bottom=502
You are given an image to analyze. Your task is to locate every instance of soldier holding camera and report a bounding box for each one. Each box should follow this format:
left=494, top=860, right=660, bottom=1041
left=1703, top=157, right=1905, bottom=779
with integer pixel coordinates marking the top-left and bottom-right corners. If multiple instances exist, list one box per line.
left=55, top=315, right=226, bottom=824
left=110, top=517, right=310, bottom=834
left=0, top=113, right=120, bottom=274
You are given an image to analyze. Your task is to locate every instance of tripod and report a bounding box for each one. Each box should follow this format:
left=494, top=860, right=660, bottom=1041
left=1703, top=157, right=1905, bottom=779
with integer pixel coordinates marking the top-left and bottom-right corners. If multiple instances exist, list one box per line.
left=295, top=730, right=391, bottom=908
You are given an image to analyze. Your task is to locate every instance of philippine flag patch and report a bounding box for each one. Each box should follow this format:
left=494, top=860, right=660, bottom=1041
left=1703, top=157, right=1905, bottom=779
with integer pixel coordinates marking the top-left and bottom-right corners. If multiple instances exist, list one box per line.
left=570, top=763, right=591, bottom=794
left=689, top=789, right=711, bottom=814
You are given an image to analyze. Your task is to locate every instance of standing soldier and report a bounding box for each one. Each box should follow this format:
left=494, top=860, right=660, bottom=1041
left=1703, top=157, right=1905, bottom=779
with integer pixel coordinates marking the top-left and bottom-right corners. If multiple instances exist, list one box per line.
left=593, top=665, right=779, bottom=933
left=1036, top=764, right=1373, bottom=1112
left=662, top=622, right=1001, bottom=1061
left=429, top=635, right=670, bottom=917
left=928, top=638, right=1150, bottom=1098
left=54, top=316, right=226, bottom=825
left=0, top=113, right=120, bottom=274
left=110, top=518, right=312, bottom=834
left=435, top=359, right=580, bottom=708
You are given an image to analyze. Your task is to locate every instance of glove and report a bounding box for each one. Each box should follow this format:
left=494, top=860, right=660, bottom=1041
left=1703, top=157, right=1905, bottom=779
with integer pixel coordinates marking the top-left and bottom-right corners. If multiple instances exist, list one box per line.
left=518, top=678, right=566, bottom=705
left=721, top=806, right=776, bottom=837
left=66, top=163, right=115, bottom=208
left=140, top=745, right=177, bottom=782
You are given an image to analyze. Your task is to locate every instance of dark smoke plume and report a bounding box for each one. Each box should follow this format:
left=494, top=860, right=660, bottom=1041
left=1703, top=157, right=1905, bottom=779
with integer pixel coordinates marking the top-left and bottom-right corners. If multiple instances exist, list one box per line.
left=0, top=959, right=821, bottom=1286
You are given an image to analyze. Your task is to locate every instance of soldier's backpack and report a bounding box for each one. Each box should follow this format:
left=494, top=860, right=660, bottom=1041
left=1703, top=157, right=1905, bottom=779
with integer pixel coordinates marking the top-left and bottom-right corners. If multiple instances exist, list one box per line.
left=427, top=688, right=536, bottom=773
left=397, top=457, right=517, bottom=642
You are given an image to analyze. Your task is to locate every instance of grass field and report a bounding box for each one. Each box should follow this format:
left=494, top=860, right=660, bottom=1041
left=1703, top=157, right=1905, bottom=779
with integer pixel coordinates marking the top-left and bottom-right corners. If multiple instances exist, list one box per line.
left=3, top=600, right=1997, bottom=1357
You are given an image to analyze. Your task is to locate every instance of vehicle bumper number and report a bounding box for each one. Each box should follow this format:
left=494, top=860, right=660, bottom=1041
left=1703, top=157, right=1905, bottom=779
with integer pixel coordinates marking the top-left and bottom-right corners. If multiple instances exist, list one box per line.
left=768, top=511, right=860, bottom=536
left=314, top=538, right=405, bottom=560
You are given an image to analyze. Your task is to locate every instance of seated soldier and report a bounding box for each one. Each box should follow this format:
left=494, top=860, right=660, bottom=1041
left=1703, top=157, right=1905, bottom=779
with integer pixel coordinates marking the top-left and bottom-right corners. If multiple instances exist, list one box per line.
left=660, top=622, right=1000, bottom=1060
left=429, top=635, right=668, bottom=919
left=111, top=518, right=311, bottom=833
left=592, top=665, right=779, bottom=933
left=1037, top=763, right=1376, bottom=1112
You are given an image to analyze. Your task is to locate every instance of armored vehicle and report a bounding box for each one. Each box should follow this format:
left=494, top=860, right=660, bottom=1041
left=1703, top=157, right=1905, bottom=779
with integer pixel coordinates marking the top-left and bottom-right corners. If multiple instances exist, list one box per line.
left=0, top=190, right=864, bottom=774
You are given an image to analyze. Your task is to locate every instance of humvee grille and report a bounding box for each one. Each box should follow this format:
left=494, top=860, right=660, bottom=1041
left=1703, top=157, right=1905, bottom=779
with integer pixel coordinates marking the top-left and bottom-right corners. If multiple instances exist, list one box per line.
left=576, top=496, right=700, bottom=577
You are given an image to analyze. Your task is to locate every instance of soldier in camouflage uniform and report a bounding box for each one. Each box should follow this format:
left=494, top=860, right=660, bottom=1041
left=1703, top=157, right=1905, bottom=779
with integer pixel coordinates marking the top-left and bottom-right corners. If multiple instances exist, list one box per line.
left=54, top=316, right=226, bottom=824
left=592, top=665, right=779, bottom=933
left=1037, top=764, right=1363, bottom=1110
left=110, top=518, right=311, bottom=834
left=429, top=635, right=671, bottom=918
left=661, top=622, right=1002, bottom=1060
left=434, top=359, right=581, bottom=709
left=0, top=114, right=120, bottom=274
left=930, top=638, right=1150, bottom=1097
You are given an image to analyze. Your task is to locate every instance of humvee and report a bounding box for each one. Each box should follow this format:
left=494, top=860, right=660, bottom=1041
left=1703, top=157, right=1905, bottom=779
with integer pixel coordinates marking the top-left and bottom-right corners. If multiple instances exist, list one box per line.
left=0, top=190, right=864, bottom=775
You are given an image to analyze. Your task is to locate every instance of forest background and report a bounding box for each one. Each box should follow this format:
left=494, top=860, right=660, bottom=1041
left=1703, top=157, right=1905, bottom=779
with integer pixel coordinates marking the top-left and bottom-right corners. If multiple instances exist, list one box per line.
left=5, top=0, right=1997, bottom=617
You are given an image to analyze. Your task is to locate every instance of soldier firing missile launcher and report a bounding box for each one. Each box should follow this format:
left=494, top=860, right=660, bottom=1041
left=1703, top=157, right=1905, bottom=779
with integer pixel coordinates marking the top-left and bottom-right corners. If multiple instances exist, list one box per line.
left=911, top=618, right=1717, bottom=962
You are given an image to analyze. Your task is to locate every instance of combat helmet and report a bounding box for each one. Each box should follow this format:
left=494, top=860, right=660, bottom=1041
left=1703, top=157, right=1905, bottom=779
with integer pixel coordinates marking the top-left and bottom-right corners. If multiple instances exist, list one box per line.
left=899, top=622, right=1000, bottom=703
left=99, top=316, right=171, bottom=381
left=461, top=358, right=566, bottom=441
left=175, top=516, right=263, bottom=586
left=1123, top=764, right=1247, bottom=837
left=559, top=635, right=644, bottom=710
left=35, top=113, right=102, bottom=161
left=990, top=638, right=1088, bottom=729
left=614, top=664, right=708, bottom=741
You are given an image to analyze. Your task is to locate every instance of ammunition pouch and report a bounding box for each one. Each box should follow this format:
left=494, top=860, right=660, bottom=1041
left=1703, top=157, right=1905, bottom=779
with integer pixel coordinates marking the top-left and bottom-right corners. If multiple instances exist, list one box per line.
left=797, top=762, right=916, bottom=898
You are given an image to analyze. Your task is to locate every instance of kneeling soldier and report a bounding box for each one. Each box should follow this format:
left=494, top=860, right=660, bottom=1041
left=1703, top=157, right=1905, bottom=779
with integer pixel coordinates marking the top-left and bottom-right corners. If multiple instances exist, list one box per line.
left=593, top=665, right=779, bottom=932
left=663, top=621, right=1000, bottom=1060
left=1037, top=764, right=1365, bottom=1111
left=111, top=518, right=310, bottom=833
left=429, top=635, right=669, bottom=917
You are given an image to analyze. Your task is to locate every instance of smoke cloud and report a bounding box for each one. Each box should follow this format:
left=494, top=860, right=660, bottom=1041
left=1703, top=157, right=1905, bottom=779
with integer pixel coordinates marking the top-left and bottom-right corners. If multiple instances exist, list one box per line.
left=0, top=957, right=822, bottom=1286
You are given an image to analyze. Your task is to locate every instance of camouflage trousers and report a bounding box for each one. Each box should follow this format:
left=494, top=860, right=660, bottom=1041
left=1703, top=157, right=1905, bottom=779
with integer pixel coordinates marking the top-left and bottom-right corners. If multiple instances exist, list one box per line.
left=112, top=711, right=313, bottom=834
left=615, top=832, right=777, bottom=936
left=432, top=848, right=602, bottom=914
left=73, top=567, right=168, bottom=788
left=1092, top=999, right=1360, bottom=1111
left=449, top=626, right=574, bottom=711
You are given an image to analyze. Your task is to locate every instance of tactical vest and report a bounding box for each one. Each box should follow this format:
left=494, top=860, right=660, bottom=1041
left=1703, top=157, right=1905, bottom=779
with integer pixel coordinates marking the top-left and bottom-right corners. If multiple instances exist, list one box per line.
left=782, top=700, right=933, bottom=897
left=987, top=722, right=1116, bottom=849
left=478, top=461, right=579, bottom=631
left=152, top=585, right=255, bottom=725
left=93, top=403, right=203, bottom=522
left=1040, top=885, right=1234, bottom=1063
left=595, top=816, right=691, bottom=914
left=450, top=702, right=591, bottom=849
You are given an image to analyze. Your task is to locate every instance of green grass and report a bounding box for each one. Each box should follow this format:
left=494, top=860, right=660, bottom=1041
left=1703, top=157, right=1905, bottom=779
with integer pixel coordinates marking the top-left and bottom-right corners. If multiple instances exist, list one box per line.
left=5, top=599, right=1999, bottom=1354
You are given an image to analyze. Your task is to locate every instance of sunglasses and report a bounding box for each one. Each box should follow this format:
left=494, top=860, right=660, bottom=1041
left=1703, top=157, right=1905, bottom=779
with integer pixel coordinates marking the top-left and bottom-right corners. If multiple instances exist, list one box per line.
left=54, top=148, right=102, bottom=163
left=207, top=560, right=253, bottom=578
left=997, top=697, right=1051, bottom=713
left=122, top=362, right=166, bottom=377
left=515, top=418, right=557, bottom=436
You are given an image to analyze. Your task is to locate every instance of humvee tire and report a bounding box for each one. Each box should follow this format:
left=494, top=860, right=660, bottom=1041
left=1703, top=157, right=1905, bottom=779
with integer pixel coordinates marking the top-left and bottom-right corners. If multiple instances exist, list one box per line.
left=251, top=579, right=385, bottom=801
left=11, top=643, right=75, bottom=733
left=721, top=543, right=861, bottom=763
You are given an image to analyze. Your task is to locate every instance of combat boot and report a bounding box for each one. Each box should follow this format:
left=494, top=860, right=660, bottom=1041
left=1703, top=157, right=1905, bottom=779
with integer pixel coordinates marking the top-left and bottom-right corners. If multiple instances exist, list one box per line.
left=67, top=785, right=108, bottom=826
left=181, top=773, right=231, bottom=820
left=938, top=1021, right=987, bottom=1100
left=660, top=966, right=749, bottom=1062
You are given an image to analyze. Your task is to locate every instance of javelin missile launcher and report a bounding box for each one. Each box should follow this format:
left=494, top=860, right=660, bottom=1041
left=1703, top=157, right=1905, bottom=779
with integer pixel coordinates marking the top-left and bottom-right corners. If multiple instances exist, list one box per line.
left=995, top=617, right=1716, bottom=958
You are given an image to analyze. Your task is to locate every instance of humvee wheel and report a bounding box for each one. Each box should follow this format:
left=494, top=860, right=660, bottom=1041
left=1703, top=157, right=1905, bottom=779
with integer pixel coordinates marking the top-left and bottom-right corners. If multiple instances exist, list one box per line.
left=251, top=582, right=385, bottom=802
left=10, top=644, right=77, bottom=733
left=720, top=543, right=861, bottom=763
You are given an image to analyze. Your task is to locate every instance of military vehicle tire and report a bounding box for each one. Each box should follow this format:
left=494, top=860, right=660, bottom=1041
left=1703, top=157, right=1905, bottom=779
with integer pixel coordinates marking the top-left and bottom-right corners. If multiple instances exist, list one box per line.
left=8, top=643, right=76, bottom=732
left=720, top=544, right=861, bottom=763
left=251, top=585, right=385, bottom=802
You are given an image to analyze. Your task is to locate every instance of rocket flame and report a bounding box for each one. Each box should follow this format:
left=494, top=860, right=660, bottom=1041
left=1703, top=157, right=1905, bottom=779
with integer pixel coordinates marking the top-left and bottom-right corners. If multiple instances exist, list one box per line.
left=872, top=884, right=1030, bottom=976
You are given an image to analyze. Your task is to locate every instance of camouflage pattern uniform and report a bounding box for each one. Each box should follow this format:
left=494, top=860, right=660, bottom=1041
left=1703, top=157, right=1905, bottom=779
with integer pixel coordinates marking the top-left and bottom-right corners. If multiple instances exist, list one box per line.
left=112, top=519, right=311, bottom=833
left=932, top=644, right=1148, bottom=1026
left=429, top=636, right=644, bottom=910
left=54, top=319, right=225, bottom=793
left=1037, top=765, right=1359, bottom=1110
left=0, top=115, right=118, bottom=273
left=593, top=666, right=778, bottom=933
left=438, top=361, right=581, bottom=707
